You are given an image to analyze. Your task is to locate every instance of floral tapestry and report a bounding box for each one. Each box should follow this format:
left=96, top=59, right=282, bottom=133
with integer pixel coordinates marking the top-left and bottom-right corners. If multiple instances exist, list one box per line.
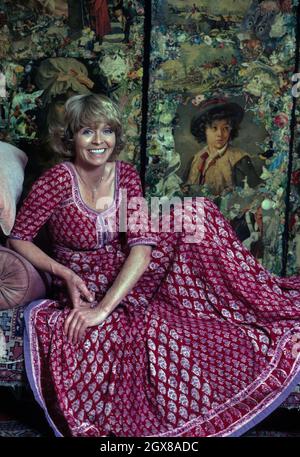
left=0, top=0, right=299, bottom=275
left=147, top=0, right=299, bottom=275
left=0, top=0, right=145, bottom=188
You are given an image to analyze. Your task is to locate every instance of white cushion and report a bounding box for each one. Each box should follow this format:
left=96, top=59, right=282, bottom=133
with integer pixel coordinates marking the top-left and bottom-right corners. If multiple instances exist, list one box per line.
left=0, top=141, right=27, bottom=235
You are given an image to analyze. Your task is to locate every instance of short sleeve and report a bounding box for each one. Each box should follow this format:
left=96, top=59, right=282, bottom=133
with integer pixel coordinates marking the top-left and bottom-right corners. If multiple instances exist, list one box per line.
left=9, top=164, right=69, bottom=242
left=121, top=163, right=158, bottom=248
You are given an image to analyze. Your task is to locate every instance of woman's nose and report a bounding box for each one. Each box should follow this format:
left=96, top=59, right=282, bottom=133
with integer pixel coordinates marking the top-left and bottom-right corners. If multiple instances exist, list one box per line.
left=92, top=130, right=103, bottom=143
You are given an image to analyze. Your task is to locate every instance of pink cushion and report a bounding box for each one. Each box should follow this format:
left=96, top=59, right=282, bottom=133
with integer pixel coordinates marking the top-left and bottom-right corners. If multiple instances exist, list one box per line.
left=0, top=246, right=48, bottom=310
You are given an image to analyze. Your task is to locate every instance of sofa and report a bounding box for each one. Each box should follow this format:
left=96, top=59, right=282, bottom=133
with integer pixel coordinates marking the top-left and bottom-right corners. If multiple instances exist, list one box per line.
left=0, top=246, right=49, bottom=387
left=0, top=140, right=49, bottom=390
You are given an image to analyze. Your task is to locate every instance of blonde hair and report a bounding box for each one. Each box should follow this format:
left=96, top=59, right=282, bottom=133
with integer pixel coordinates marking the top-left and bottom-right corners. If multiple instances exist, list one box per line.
left=50, top=93, right=125, bottom=160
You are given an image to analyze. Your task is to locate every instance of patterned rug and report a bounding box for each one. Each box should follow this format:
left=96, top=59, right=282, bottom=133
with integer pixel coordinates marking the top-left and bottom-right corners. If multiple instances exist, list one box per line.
left=244, top=430, right=300, bottom=437
left=0, top=420, right=43, bottom=437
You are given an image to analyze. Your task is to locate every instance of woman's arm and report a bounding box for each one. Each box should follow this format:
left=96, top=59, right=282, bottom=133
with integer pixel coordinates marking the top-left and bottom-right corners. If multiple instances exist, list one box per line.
left=64, top=244, right=152, bottom=344
left=99, top=244, right=152, bottom=313
left=8, top=165, right=95, bottom=307
left=9, top=239, right=70, bottom=279
left=8, top=239, right=94, bottom=307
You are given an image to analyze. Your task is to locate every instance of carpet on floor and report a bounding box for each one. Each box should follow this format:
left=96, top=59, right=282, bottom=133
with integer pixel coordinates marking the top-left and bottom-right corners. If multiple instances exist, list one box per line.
left=0, top=420, right=42, bottom=437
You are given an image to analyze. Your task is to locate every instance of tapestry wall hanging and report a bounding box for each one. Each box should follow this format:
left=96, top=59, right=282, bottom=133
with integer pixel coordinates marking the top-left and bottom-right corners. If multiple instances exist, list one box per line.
left=147, top=0, right=299, bottom=275
left=0, top=0, right=299, bottom=275
left=0, top=0, right=145, bottom=184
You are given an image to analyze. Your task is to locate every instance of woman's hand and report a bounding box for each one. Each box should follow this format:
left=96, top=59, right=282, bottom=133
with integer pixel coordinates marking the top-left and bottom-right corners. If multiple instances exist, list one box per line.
left=63, top=305, right=108, bottom=344
left=64, top=270, right=95, bottom=309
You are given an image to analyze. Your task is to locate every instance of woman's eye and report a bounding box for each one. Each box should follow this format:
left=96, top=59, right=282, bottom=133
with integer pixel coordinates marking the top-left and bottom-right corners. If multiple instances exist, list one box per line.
left=104, top=127, right=113, bottom=134
left=82, top=128, right=94, bottom=135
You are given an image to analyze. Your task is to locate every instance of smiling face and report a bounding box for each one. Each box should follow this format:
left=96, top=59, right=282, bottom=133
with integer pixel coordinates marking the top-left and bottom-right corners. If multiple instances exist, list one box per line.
left=73, top=122, right=116, bottom=168
left=205, top=119, right=232, bottom=153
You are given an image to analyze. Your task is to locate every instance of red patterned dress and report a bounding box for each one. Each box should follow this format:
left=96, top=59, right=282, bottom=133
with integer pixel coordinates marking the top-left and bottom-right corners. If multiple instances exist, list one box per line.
left=10, top=160, right=300, bottom=437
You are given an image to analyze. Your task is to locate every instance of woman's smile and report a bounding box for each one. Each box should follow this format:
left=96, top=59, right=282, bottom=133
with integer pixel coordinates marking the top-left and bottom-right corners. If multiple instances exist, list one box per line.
left=89, top=148, right=107, bottom=155
left=74, top=122, right=116, bottom=166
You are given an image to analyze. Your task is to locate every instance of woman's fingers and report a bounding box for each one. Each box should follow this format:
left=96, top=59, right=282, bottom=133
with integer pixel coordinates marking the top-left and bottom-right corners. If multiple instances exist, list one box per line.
left=77, top=322, right=88, bottom=343
left=77, top=279, right=94, bottom=303
left=64, top=307, right=106, bottom=344
left=72, top=278, right=95, bottom=308
left=72, top=310, right=89, bottom=343
left=64, top=309, right=88, bottom=344
left=64, top=310, right=78, bottom=342
left=72, top=318, right=85, bottom=345
left=71, top=289, right=81, bottom=308
left=64, top=310, right=74, bottom=340
left=68, top=314, right=79, bottom=344
left=67, top=273, right=94, bottom=308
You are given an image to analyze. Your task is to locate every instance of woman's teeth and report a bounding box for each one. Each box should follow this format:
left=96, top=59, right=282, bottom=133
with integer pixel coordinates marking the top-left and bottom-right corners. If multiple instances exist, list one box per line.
left=89, top=149, right=106, bottom=154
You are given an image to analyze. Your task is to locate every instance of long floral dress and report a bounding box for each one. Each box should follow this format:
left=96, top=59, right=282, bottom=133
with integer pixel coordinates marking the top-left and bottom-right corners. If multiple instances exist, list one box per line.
left=10, top=160, right=300, bottom=437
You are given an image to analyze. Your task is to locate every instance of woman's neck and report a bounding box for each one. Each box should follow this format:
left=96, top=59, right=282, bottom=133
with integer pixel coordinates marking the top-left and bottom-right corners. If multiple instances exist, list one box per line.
left=74, top=161, right=108, bottom=186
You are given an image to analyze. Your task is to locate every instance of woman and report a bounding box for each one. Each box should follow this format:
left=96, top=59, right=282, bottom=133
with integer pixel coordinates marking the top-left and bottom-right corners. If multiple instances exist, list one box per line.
left=9, top=94, right=300, bottom=437
left=186, top=97, right=261, bottom=195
